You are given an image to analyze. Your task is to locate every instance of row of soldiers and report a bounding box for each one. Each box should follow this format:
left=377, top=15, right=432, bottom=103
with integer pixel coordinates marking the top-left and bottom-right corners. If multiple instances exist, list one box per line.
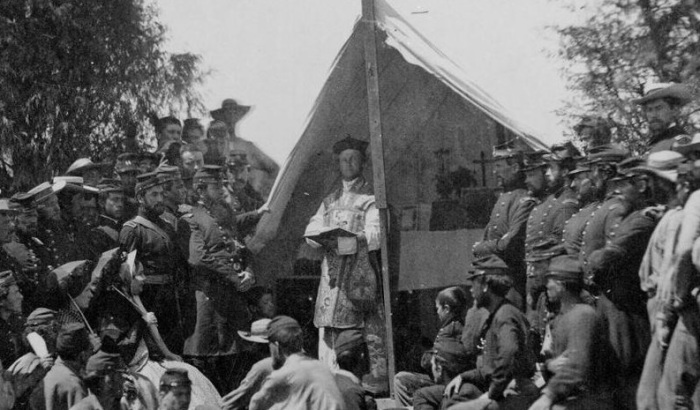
left=393, top=81, right=700, bottom=410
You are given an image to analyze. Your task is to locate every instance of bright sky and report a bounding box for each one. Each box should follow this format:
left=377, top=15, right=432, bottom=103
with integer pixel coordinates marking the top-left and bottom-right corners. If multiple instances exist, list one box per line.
left=158, top=0, right=581, bottom=165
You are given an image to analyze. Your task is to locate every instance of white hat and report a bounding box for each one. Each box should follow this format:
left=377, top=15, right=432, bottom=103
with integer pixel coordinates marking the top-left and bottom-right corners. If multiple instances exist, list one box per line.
left=237, top=318, right=271, bottom=344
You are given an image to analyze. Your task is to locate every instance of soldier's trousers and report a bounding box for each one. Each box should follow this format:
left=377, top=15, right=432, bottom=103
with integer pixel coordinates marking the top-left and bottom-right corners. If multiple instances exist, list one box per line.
left=659, top=305, right=700, bottom=410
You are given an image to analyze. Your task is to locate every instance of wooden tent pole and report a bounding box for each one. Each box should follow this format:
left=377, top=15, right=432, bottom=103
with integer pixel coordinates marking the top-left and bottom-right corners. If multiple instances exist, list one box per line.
left=361, top=0, right=396, bottom=398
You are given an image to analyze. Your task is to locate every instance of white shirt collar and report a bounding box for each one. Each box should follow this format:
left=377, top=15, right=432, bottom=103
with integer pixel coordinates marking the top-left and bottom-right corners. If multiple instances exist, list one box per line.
left=342, top=177, right=359, bottom=192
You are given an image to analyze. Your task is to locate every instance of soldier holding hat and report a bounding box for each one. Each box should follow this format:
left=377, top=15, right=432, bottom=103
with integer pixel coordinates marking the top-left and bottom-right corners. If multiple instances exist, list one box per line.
left=529, top=255, right=617, bottom=410
left=445, top=255, right=538, bottom=410
left=412, top=338, right=472, bottom=410
left=179, top=164, right=256, bottom=391
left=633, top=82, right=694, bottom=154
left=304, top=135, right=388, bottom=393
left=249, top=315, right=344, bottom=410
left=119, top=171, right=184, bottom=354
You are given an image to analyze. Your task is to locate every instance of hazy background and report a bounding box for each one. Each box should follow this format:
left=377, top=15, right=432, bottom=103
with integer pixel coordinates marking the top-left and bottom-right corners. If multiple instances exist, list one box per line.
left=159, top=0, right=583, bottom=164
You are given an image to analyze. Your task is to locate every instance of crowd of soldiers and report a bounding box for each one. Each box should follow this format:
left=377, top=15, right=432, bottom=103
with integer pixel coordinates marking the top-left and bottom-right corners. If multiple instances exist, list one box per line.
left=0, top=98, right=289, bottom=410
left=2, top=78, right=700, bottom=410
left=389, top=82, right=700, bottom=410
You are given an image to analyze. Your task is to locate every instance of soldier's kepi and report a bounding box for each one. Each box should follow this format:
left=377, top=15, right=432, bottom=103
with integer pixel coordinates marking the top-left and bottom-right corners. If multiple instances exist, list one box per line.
left=118, top=171, right=186, bottom=355
left=180, top=164, right=256, bottom=392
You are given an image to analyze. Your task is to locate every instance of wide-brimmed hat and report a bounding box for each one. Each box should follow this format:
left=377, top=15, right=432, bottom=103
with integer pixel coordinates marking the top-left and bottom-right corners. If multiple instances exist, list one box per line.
left=520, top=151, right=548, bottom=172
left=584, top=146, right=629, bottom=166
left=237, top=318, right=271, bottom=344
left=66, top=158, right=109, bottom=176
left=27, top=180, right=67, bottom=204
left=210, top=99, right=252, bottom=122
left=672, top=133, right=700, bottom=155
left=633, top=82, right=694, bottom=106
left=629, top=150, right=684, bottom=183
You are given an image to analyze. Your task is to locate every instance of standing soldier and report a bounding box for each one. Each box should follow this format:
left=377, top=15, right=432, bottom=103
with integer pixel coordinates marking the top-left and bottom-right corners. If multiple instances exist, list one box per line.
left=521, top=143, right=580, bottom=345
left=180, top=165, right=256, bottom=392
left=115, top=153, right=140, bottom=221
left=119, top=172, right=184, bottom=355
left=304, top=136, right=388, bottom=394
left=472, top=147, right=537, bottom=308
left=28, top=180, right=67, bottom=271
left=86, top=179, right=125, bottom=260
left=632, top=82, right=693, bottom=154
left=573, top=115, right=612, bottom=154
left=225, top=151, right=265, bottom=214
left=156, top=166, right=191, bottom=230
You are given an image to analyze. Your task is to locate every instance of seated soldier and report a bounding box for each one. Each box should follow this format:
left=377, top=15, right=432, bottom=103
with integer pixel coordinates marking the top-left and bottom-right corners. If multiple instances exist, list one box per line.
left=394, top=286, right=468, bottom=406
left=334, top=329, right=377, bottom=410
left=446, top=255, right=539, bottom=410
left=412, top=339, right=471, bottom=410
left=528, top=255, right=618, bottom=410
left=222, top=319, right=273, bottom=410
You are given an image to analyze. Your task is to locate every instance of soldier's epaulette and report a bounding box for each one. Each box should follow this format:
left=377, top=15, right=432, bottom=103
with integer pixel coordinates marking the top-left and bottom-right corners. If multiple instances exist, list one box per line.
left=561, top=198, right=578, bottom=206
left=123, top=220, right=138, bottom=229
left=181, top=213, right=193, bottom=219
left=520, top=196, right=536, bottom=204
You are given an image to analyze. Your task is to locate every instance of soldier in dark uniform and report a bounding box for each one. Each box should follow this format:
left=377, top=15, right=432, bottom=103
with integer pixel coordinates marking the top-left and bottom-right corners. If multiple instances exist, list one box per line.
left=573, top=115, right=612, bottom=154
left=156, top=166, right=192, bottom=231
left=179, top=165, right=256, bottom=392
left=578, top=147, right=631, bottom=278
left=444, top=255, right=538, bottom=410
left=27, top=180, right=67, bottom=272
left=115, top=153, right=140, bottom=221
left=522, top=145, right=580, bottom=317
left=472, top=147, right=536, bottom=309
left=587, top=151, right=682, bottom=409
left=119, top=172, right=185, bottom=354
left=0, top=196, right=47, bottom=314
left=0, top=269, right=25, bottom=369
left=86, top=179, right=125, bottom=260
left=632, top=82, right=693, bottom=154
left=225, top=151, right=265, bottom=214
left=529, top=255, right=618, bottom=410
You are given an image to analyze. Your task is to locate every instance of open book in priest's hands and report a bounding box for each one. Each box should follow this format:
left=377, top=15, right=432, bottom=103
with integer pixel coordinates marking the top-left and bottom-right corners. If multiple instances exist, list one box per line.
left=304, top=226, right=357, bottom=242
left=305, top=227, right=358, bottom=255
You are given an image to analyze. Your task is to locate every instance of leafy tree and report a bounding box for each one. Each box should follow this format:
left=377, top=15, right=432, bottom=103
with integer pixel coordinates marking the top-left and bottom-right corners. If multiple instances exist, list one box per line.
left=0, top=0, right=206, bottom=191
left=552, top=0, right=700, bottom=152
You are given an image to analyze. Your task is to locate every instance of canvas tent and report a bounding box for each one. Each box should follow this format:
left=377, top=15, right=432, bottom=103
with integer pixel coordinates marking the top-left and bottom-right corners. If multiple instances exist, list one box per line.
left=249, top=0, right=546, bottom=279
left=247, top=0, right=548, bottom=393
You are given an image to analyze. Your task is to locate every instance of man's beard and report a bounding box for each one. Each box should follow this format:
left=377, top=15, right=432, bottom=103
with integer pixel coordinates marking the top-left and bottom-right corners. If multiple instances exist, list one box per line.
left=475, top=292, right=489, bottom=308
left=144, top=203, right=165, bottom=218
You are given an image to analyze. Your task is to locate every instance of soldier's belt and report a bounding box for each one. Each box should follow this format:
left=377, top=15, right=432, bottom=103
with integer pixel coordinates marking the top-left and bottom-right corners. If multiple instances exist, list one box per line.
left=143, top=274, right=173, bottom=285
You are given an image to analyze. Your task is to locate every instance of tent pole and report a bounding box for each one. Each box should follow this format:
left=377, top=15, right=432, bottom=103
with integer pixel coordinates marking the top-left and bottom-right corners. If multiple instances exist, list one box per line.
left=362, top=0, right=396, bottom=398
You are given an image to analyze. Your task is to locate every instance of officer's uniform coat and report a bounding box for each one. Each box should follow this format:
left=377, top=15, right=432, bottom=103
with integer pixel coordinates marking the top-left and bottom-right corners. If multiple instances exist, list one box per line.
left=180, top=203, right=252, bottom=357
